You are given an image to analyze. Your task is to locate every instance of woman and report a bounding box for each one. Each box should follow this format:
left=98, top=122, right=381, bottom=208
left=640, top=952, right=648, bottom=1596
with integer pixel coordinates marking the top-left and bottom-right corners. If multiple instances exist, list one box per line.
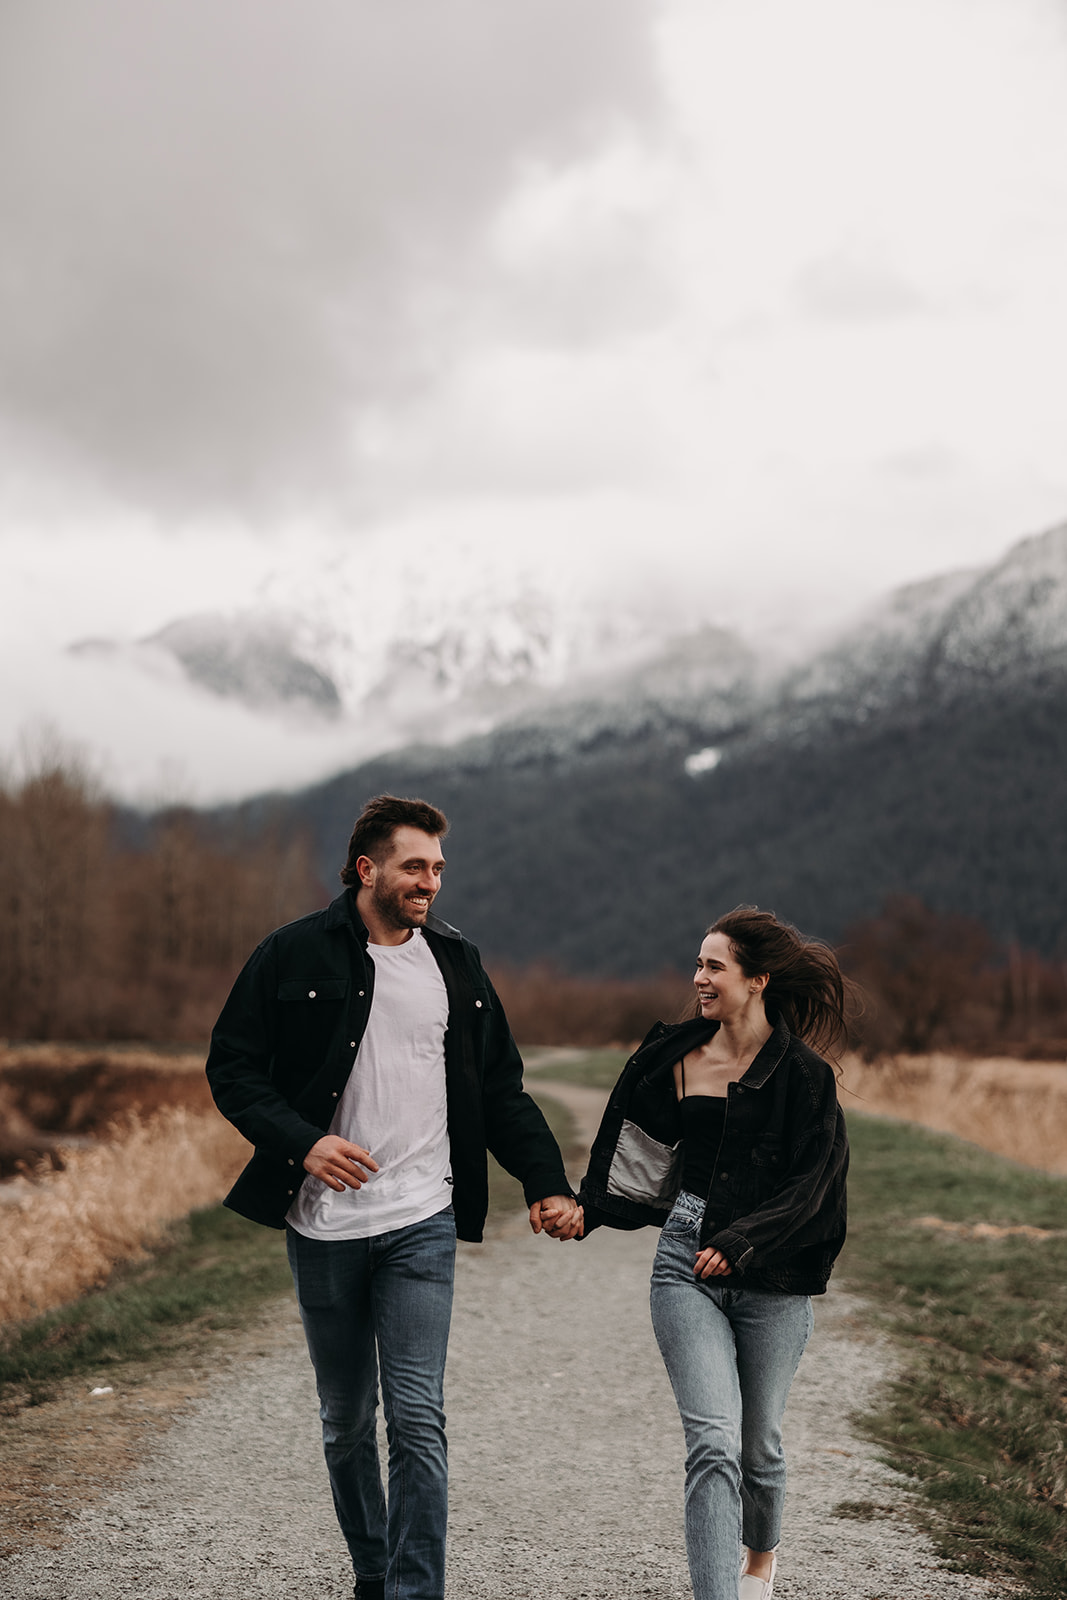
left=577, top=906, right=850, bottom=1600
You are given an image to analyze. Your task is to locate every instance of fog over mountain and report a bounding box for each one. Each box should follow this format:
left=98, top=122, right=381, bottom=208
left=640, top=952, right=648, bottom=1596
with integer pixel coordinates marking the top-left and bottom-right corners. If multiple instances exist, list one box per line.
left=198, top=521, right=1067, bottom=972
left=6, top=1, right=1067, bottom=824
left=4, top=518, right=1061, bottom=821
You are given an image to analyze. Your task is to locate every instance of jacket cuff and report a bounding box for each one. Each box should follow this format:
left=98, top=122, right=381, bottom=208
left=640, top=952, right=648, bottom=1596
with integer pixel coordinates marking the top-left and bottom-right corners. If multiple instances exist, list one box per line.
left=709, top=1226, right=755, bottom=1273
left=277, top=1120, right=330, bottom=1164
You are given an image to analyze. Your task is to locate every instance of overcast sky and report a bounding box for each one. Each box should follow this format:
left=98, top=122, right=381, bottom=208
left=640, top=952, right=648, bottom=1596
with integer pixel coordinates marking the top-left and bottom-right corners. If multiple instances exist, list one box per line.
left=4, top=0, right=1067, bottom=654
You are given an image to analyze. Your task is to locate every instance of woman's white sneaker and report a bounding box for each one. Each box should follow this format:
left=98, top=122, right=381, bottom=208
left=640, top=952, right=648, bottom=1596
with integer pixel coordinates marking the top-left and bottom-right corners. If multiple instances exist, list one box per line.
left=739, top=1551, right=776, bottom=1600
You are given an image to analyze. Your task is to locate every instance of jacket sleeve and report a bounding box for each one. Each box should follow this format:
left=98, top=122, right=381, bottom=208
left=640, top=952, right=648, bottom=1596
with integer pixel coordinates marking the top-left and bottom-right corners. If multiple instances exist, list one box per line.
left=708, top=1062, right=848, bottom=1275
left=205, top=939, right=328, bottom=1163
left=476, top=966, right=574, bottom=1206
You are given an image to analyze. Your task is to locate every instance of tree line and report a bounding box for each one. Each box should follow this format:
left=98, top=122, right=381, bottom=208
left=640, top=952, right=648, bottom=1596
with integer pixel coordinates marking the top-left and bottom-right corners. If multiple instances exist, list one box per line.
left=1, top=760, right=1064, bottom=1057
left=0, top=759, right=321, bottom=1042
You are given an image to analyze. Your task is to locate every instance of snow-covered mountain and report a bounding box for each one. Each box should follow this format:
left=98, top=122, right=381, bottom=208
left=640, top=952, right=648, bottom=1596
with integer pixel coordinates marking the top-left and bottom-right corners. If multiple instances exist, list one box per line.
left=28, top=521, right=734, bottom=796
left=730, top=521, right=1067, bottom=751
left=5, top=519, right=1067, bottom=803
left=421, top=520, right=1067, bottom=775
left=263, top=522, right=1067, bottom=970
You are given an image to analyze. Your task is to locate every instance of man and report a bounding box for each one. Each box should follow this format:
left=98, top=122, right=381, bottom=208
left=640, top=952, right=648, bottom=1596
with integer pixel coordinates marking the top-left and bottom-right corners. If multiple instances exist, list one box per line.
left=206, top=794, right=580, bottom=1600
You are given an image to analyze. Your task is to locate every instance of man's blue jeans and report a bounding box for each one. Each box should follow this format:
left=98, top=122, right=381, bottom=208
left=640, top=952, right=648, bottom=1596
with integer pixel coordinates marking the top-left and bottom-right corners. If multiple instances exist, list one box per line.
left=650, top=1191, right=813, bottom=1600
left=286, top=1206, right=457, bottom=1600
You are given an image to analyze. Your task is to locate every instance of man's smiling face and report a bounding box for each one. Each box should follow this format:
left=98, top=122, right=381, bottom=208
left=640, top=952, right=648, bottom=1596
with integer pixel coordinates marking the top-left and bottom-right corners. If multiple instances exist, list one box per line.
left=361, top=826, right=445, bottom=935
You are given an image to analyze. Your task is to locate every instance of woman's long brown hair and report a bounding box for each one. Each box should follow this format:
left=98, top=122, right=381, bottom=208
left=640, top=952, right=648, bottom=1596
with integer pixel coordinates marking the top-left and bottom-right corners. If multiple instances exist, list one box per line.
left=706, top=905, right=853, bottom=1057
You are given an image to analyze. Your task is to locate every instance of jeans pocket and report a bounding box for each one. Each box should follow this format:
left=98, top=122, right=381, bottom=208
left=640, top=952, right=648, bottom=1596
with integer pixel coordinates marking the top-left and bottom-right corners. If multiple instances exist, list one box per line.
left=287, top=1232, right=349, bottom=1308
left=661, top=1208, right=700, bottom=1240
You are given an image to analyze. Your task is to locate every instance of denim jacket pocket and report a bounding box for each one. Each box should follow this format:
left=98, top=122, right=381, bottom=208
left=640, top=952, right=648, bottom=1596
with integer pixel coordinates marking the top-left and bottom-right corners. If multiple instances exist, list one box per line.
left=749, top=1137, right=785, bottom=1170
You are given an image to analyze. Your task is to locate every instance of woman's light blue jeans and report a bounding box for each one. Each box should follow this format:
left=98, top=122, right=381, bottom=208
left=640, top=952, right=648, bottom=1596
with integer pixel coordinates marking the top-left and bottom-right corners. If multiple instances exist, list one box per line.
left=650, top=1191, right=813, bottom=1600
left=286, top=1206, right=456, bottom=1600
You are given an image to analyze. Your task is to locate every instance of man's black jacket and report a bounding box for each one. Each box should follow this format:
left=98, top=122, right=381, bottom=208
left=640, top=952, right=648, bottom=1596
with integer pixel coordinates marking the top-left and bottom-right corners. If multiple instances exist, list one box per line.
left=205, top=889, right=570, bottom=1242
left=579, top=1015, right=848, bottom=1294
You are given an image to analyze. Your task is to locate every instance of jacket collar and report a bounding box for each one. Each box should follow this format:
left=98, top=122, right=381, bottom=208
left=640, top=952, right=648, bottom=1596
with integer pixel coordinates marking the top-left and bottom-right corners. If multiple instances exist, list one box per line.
left=324, top=887, right=461, bottom=942
left=644, top=1011, right=791, bottom=1088
left=738, top=1013, right=792, bottom=1088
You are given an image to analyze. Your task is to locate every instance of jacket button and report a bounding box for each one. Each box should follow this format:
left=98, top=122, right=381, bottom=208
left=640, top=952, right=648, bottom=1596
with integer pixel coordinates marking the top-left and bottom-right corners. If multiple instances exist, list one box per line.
left=475, top=1000, right=483, bottom=1008
left=359, top=990, right=365, bottom=998
left=288, top=1158, right=294, bottom=1166
left=720, top=1171, right=729, bottom=1181
left=332, top=1091, right=339, bottom=1098
left=308, top=989, right=316, bottom=998
left=349, top=1040, right=356, bottom=1047
left=287, top=1189, right=294, bottom=1196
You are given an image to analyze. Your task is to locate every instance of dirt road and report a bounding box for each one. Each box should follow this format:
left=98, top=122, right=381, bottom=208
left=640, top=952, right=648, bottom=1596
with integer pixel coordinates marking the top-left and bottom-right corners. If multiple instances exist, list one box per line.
left=0, top=1180, right=1000, bottom=1597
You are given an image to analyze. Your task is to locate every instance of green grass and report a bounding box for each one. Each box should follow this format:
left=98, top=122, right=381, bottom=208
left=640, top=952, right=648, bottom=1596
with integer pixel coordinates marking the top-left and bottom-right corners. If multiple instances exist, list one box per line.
left=523, top=1047, right=628, bottom=1089
left=0, top=1205, right=292, bottom=1407
left=842, top=1114, right=1067, bottom=1600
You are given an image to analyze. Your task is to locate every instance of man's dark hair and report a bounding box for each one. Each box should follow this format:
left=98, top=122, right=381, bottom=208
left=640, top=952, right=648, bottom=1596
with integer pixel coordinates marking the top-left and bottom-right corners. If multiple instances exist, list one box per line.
left=340, top=794, right=449, bottom=886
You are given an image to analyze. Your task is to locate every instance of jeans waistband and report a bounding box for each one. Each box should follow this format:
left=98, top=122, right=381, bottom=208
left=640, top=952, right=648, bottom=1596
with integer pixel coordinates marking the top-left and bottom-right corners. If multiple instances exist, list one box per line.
left=672, top=1189, right=706, bottom=1220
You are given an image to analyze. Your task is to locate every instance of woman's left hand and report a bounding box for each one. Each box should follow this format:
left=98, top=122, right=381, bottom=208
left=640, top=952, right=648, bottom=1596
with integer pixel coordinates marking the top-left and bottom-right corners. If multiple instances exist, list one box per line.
left=693, top=1246, right=732, bottom=1279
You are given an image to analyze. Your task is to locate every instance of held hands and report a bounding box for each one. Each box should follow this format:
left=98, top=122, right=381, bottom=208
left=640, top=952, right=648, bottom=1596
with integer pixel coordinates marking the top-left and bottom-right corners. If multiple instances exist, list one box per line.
left=303, top=1135, right=379, bottom=1192
left=529, top=1194, right=584, bottom=1240
left=694, top=1245, right=732, bottom=1280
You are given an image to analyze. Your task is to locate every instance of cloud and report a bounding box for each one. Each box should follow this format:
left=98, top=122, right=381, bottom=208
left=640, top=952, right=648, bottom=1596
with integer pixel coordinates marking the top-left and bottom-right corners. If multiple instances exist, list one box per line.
left=4, top=0, right=1067, bottom=642
left=792, top=244, right=929, bottom=324
left=0, top=0, right=661, bottom=516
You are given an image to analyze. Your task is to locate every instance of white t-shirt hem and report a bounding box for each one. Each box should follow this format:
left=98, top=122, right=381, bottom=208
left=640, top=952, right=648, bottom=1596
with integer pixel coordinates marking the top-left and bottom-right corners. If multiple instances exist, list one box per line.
left=286, top=1184, right=454, bottom=1242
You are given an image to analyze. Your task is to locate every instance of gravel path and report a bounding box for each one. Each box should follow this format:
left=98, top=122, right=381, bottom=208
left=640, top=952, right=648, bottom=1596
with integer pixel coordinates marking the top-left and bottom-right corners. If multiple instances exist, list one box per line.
left=0, top=1080, right=1006, bottom=1599
left=0, top=1221, right=1002, bottom=1599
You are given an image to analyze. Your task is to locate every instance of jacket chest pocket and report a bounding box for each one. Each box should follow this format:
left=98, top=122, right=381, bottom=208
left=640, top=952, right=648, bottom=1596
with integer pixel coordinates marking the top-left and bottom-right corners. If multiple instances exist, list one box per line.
left=749, top=1137, right=785, bottom=1170
left=725, top=1138, right=785, bottom=1205
left=275, top=976, right=350, bottom=1062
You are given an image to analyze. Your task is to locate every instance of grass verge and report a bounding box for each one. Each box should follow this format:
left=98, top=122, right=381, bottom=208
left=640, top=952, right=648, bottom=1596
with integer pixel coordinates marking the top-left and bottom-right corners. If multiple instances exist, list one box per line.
left=523, top=1048, right=629, bottom=1089
left=837, top=1114, right=1067, bottom=1599
left=1, top=1090, right=578, bottom=1411
left=0, top=1204, right=292, bottom=1409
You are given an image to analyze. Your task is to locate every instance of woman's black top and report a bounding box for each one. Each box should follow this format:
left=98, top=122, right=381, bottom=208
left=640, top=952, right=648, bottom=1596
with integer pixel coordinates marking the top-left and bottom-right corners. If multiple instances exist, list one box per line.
left=679, top=1094, right=727, bottom=1199
left=677, top=1056, right=727, bottom=1201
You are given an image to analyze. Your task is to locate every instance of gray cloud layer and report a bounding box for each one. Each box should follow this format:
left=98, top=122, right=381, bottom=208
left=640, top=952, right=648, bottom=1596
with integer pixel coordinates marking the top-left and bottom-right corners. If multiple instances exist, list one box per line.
left=0, top=0, right=660, bottom=514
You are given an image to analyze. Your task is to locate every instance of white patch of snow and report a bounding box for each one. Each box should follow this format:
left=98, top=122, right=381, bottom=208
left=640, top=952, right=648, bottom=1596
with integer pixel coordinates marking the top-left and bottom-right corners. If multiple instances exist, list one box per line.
left=684, top=746, right=722, bottom=776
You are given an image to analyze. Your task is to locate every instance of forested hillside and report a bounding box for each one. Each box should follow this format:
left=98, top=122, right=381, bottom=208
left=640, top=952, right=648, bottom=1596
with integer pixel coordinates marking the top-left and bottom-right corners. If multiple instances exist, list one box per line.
left=237, top=674, right=1067, bottom=976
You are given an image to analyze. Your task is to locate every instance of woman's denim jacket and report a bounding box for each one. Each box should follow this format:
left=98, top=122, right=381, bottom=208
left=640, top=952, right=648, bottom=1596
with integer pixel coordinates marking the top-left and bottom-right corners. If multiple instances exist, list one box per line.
left=579, top=1014, right=848, bottom=1295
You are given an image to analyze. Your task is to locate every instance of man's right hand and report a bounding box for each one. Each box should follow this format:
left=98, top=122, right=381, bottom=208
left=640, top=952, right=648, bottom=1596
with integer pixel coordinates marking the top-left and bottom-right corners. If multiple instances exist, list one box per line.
left=303, top=1135, right=379, bottom=1192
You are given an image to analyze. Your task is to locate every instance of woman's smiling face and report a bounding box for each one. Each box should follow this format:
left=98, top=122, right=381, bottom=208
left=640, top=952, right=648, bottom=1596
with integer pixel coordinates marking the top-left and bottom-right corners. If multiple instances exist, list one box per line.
left=693, top=931, right=766, bottom=1022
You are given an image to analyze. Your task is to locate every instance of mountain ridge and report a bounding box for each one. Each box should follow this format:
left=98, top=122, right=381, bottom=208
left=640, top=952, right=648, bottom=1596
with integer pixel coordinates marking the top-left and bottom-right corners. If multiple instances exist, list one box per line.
left=215, top=522, right=1067, bottom=973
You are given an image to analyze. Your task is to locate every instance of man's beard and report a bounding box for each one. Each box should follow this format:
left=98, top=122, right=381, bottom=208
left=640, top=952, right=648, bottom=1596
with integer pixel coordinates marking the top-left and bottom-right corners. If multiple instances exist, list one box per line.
left=371, top=879, right=432, bottom=932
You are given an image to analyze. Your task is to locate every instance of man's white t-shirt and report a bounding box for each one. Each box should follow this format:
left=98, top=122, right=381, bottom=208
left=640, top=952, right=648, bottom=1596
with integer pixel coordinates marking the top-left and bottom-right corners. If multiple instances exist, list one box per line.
left=286, top=929, right=452, bottom=1241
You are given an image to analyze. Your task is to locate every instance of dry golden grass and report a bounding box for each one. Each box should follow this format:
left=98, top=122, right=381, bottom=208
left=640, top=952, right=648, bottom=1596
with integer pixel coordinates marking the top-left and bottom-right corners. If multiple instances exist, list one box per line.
left=839, top=1050, right=1067, bottom=1176
left=0, top=1107, right=249, bottom=1324
left=0, top=1043, right=216, bottom=1178
left=4, top=1040, right=1064, bottom=1327
left=0, top=1043, right=206, bottom=1073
